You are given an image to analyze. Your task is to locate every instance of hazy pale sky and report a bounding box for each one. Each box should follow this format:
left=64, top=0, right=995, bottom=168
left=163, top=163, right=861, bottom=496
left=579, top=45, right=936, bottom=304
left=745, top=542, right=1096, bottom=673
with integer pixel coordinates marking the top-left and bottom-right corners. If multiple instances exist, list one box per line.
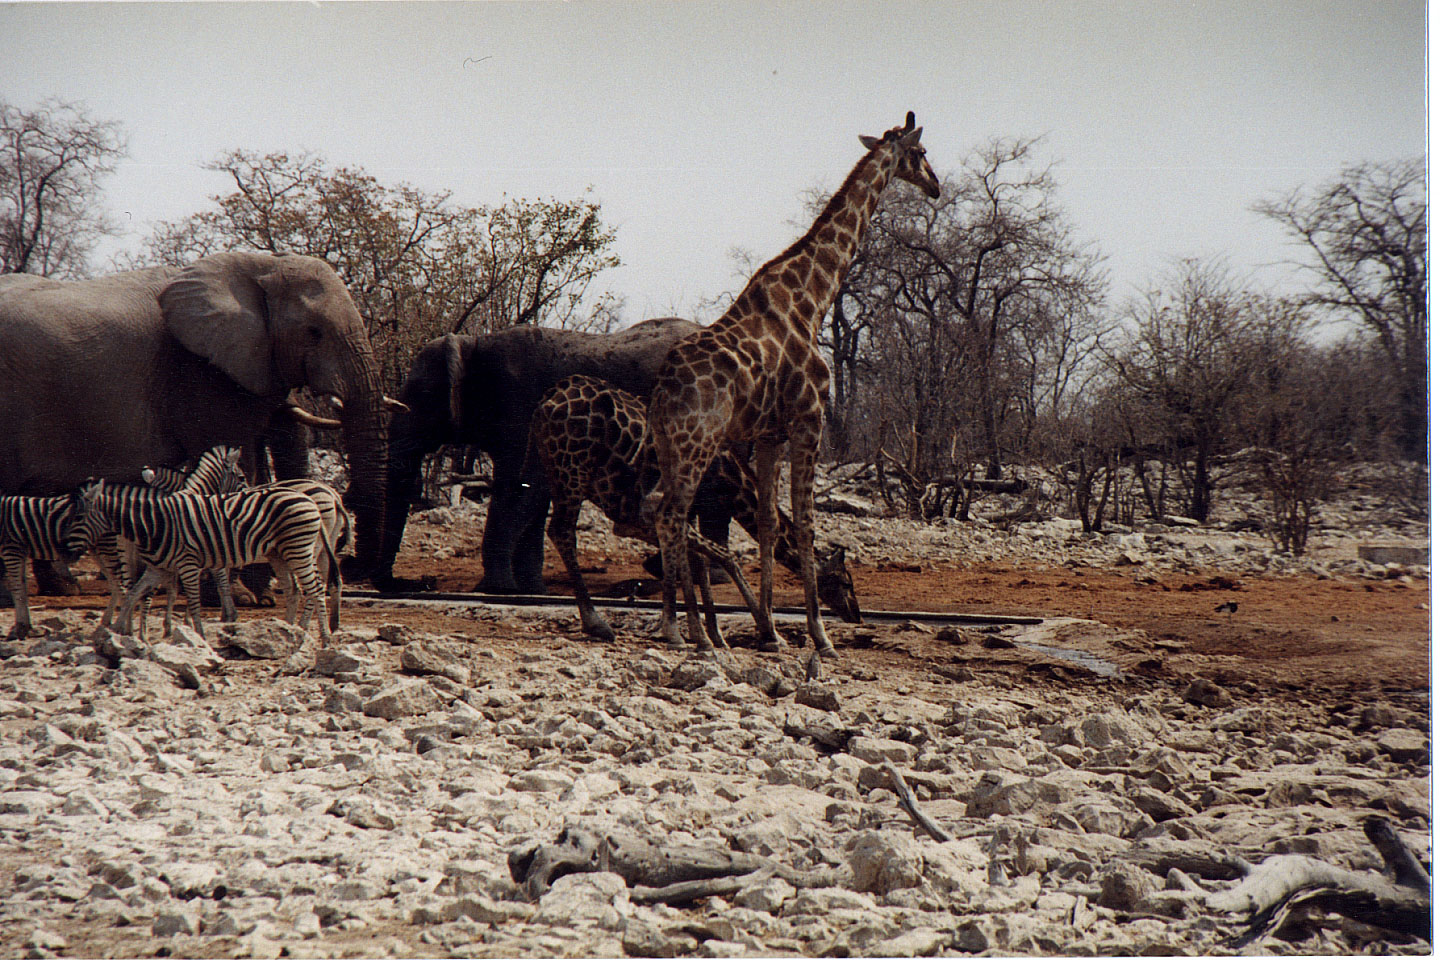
left=0, top=1, right=1427, bottom=321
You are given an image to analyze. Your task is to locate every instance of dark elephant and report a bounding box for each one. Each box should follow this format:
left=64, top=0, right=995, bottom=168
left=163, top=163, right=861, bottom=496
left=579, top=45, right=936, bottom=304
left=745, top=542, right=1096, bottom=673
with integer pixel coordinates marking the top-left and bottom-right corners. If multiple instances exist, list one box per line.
left=374, top=318, right=701, bottom=593
left=0, top=252, right=392, bottom=583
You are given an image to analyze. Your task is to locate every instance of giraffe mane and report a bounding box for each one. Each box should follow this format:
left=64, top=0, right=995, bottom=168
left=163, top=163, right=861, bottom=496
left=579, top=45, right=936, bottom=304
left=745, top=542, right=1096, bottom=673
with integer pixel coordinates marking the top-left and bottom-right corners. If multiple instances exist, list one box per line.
left=725, top=137, right=889, bottom=312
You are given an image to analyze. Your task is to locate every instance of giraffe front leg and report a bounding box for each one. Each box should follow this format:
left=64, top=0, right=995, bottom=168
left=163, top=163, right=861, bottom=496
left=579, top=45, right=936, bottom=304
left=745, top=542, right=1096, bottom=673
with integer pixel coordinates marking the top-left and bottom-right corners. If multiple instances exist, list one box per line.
left=790, top=445, right=836, bottom=658
left=550, top=502, right=615, bottom=642
left=751, top=442, right=786, bottom=652
left=691, top=543, right=728, bottom=650
left=655, top=514, right=689, bottom=649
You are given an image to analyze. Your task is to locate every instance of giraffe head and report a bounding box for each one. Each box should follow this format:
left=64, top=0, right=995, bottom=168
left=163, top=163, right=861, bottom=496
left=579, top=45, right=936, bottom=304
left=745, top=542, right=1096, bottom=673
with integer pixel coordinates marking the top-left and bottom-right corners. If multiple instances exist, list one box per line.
left=860, top=111, right=940, bottom=199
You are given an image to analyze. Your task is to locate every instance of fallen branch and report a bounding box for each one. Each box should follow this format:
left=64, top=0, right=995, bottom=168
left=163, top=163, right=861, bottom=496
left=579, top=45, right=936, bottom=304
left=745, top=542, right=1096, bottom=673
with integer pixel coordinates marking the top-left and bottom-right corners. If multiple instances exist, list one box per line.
left=1206, top=815, right=1430, bottom=947
left=509, top=825, right=829, bottom=901
left=884, top=762, right=953, bottom=843
left=630, top=865, right=776, bottom=905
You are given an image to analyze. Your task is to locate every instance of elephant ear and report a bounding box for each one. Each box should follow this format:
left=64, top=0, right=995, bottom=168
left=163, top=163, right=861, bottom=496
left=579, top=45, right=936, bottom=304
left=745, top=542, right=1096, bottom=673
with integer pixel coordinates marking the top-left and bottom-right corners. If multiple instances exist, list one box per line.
left=159, top=252, right=281, bottom=397
left=442, top=334, right=467, bottom=429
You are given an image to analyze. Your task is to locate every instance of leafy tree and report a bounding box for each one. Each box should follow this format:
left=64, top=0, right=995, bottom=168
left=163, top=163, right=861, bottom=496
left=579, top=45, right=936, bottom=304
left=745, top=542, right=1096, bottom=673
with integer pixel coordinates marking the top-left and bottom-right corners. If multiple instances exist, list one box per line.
left=1255, top=158, right=1427, bottom=460
left=0, top=98, right=127, bottom=277
left=131, top=150, right=621, bottom=390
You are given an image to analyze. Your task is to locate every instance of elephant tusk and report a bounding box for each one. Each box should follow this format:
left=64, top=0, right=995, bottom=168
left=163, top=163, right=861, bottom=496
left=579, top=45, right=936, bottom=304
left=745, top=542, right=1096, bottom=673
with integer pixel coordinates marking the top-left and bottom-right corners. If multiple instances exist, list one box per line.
left=287, top=405, right=343, bottom=430
left=324, top=394, right=344, bottom=412
left=383, top=396, right=411, bottom=414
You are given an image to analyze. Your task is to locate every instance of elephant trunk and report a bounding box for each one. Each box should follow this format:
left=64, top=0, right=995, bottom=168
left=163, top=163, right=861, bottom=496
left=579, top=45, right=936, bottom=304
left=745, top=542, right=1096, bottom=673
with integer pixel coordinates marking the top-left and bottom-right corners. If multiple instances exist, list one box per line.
left=337, top=353, right=389, bottom=581
left=375, top=409, right=430, bottom=584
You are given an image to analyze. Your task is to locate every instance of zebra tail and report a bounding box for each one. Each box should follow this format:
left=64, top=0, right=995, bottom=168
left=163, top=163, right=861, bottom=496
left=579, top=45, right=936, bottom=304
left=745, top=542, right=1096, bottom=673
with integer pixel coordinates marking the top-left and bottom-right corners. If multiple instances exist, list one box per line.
left=323, top=534, right=342, bottom=633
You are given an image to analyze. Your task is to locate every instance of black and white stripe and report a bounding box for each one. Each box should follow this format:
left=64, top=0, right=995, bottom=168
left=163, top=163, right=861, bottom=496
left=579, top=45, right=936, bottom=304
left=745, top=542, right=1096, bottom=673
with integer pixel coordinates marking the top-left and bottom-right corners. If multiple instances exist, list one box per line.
left=0, top=492, right=87, bottom=640
left=69, top=481, right=333, bottom=641
left=132, top=447, right=247, bottom=634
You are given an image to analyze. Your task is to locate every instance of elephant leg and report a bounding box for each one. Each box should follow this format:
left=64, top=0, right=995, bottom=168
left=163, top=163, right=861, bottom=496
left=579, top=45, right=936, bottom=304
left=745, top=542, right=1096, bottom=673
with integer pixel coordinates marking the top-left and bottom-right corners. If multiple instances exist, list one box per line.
left=478, top=473, right=526, bottom=594
left=31, top=559, right=79, bottom=596
left=513, top=488, right=550, bottom=595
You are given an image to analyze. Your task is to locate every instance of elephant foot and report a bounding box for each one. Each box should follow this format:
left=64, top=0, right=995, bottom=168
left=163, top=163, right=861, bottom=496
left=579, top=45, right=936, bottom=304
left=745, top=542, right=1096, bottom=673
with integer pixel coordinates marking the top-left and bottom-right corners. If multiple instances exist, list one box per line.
left=583, top=623, right=617, bottom=643
left=32, top=562, right=80, bottom=597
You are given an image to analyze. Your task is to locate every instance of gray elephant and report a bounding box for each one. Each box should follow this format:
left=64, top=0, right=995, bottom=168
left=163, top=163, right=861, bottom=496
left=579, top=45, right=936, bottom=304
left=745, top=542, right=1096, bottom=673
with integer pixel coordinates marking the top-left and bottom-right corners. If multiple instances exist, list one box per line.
left=0, top=251, right=392, bottom=584
left=375, top=318, right=701, bottom=593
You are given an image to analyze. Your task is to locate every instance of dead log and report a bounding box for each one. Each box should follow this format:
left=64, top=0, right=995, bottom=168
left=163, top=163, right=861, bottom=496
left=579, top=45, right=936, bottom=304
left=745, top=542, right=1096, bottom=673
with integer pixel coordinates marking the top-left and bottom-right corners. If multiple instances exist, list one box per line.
left=1206, top=815, right=1431, bottom=947
left=509, top=825, right=830, bottom=901
left=884, top=762, right=953, bottom=843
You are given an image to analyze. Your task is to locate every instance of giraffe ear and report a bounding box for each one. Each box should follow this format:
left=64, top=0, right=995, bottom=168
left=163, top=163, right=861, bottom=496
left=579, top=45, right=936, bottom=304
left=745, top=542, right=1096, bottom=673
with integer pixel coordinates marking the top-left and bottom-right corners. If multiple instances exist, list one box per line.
left=901, top=127, right=923, bottom=147
left=859, top=134, right=880, bottom=150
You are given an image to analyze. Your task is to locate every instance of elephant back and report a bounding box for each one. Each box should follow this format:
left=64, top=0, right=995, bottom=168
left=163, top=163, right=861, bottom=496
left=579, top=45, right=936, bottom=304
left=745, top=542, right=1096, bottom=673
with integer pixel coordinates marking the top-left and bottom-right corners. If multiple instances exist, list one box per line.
left=577, top=317, right=702, bottom=397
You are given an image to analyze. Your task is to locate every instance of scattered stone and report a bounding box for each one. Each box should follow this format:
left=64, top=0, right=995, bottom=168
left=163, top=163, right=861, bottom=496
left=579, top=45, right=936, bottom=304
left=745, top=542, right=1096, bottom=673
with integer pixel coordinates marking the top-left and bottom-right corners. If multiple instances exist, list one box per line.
left=794, top=682, right=841, bottom=712
left=1182, top=677, right=1233, bottom=708
left=213, top=618, right=309, bottom=659
left=1375, top=728, right=1429, bottom=764
left=401, top=640, right=471, bottom=684
left=363, top=679, right=445, bottom=719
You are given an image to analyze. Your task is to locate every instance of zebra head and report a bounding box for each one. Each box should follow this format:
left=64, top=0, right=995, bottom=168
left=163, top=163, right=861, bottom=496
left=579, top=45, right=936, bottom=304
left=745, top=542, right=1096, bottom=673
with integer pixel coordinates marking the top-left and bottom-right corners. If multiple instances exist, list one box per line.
left=64, top=481, right=109, bottom=560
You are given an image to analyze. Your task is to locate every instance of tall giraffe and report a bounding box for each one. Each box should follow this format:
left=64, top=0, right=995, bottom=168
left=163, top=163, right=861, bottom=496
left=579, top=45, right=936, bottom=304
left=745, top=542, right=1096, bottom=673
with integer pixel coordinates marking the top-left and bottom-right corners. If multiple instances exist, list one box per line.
left=647, top=112, right=939, bottom=654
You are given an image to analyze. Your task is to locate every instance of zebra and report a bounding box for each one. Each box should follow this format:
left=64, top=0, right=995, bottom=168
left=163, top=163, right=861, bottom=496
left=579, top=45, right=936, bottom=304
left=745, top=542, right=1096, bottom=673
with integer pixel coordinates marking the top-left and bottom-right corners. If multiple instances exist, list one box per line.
left=141, top=465, right=351, bottom=634
left=126, top=447, right=248, bottom=636
left=263, top=479, right=350, bottom=633
left=0, top=491, right=92, bottom=641
left=67, top=480, right=337, bottom=642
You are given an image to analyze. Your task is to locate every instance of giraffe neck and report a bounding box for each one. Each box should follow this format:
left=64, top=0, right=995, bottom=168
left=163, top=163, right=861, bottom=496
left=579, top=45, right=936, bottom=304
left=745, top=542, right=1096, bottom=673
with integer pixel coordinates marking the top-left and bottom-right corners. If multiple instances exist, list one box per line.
left=727, top=144, right=899, bottom=342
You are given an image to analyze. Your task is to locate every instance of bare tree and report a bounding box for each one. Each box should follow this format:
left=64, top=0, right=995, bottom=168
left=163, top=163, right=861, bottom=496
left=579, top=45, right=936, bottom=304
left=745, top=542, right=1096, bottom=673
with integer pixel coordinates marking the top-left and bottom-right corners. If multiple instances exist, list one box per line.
left=833, top=137, right=1106, bottom=484
left=129, top=150, right=621, bottom=391
left=1255, top=158, right=1427, bottom=460
left=0, top=98, right=127, bottom=277
left=1103, top=259, right=1262, bottom=523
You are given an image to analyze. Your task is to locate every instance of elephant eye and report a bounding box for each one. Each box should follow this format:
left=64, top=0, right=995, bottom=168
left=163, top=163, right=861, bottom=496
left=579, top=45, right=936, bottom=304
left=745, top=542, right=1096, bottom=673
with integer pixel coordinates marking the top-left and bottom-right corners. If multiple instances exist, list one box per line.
left=306, top=324, right=324, bottom=343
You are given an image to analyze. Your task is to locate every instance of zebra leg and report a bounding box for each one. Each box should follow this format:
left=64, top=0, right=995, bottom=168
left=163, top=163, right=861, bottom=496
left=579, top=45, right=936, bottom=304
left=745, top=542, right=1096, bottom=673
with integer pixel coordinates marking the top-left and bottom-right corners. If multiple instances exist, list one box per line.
left=176, top=563, right=207, bottom=639
left=211, top=568, right=237, bottom=622
left=116, top=566, right=169, bottom=638
left=3, top=551, right=31, bottom=641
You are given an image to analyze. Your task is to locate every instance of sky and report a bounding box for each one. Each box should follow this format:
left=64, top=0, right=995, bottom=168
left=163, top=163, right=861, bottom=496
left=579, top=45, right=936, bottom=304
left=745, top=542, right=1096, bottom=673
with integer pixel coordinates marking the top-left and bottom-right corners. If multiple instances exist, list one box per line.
left=0, top=0, right=1428, bottom=324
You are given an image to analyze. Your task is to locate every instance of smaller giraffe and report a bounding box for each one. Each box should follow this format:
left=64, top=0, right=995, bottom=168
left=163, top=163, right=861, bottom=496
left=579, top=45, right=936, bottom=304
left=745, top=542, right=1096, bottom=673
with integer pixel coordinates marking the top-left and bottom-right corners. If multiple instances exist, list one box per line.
left=526, top=375, right=860, bottom=648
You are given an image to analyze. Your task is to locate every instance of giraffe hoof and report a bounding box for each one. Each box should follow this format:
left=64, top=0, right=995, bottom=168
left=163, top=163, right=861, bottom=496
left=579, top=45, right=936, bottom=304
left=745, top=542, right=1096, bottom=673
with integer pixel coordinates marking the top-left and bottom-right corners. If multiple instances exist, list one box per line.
left=759, top=637, right=789, bottom=653
left=816, top=643, right=840, bottom=659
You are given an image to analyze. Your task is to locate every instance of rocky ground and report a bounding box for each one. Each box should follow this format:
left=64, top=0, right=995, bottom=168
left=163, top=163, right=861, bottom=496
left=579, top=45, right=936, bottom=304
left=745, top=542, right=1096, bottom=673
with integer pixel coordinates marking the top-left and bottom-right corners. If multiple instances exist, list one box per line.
left=0, top=463, right=1429, bottom=958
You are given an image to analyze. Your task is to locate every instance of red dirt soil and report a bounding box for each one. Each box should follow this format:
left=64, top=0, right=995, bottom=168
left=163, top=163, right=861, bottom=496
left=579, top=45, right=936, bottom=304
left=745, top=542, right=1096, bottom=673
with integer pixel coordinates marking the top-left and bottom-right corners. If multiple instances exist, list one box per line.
left=386, top=551, right=1432, bottom=696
